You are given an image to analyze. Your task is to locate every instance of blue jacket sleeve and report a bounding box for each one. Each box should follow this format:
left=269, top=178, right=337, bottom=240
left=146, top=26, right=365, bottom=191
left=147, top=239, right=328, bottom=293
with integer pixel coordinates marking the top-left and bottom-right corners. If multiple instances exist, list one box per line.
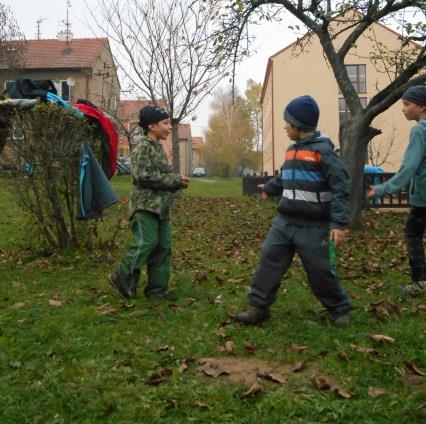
left=320, top=150, right=349, bottom=229
left=374, top=126, right=424, bottom=196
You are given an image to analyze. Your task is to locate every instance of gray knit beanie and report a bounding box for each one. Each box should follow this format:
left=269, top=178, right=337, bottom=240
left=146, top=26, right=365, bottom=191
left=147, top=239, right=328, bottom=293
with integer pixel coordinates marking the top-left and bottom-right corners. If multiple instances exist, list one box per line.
left=401, top=85, right=426, bottom=106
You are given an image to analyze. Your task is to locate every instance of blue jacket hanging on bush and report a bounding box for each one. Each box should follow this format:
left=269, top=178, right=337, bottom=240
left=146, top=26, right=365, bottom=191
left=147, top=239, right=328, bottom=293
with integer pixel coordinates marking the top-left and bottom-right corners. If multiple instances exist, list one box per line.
left=78, top=144, right=118, bottom=220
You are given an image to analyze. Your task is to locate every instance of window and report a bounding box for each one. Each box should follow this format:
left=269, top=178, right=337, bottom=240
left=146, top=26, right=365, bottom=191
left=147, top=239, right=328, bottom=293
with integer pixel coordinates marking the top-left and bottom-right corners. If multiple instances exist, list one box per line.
left=345, top=64, right=366, bottom=93
left=61, top=80, right=70, bottom=101
left=339, top=97, right=367, bottom=126
left=53, top=80, right=71, bottom=101
left=4, top=80, right=15, bottom=91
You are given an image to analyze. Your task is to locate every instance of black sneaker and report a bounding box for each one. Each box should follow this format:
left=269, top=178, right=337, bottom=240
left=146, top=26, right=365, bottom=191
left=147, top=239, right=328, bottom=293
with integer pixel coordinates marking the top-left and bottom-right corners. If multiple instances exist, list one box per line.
left=234, top=305, right=270, bottom=325
left=108, top=273, right=131, bottom=299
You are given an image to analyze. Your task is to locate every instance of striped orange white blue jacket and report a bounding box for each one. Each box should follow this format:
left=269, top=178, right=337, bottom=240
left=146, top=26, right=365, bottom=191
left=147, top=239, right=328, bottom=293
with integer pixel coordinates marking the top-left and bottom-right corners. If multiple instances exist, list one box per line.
left=263, top=132, right=349, bottom=228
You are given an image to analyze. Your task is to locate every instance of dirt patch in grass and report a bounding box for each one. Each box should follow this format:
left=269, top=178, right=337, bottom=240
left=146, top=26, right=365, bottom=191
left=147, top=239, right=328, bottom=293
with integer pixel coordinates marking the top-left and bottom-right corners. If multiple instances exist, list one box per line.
left=197, top=357, right=307, bottom=387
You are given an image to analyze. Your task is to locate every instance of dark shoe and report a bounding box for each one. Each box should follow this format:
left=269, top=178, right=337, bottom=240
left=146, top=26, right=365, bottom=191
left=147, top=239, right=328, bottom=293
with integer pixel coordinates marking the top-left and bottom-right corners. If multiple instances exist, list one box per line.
left=401, top=281, right=426, bottom=296
left=234, top=305, right=270, bottom=325
left=330, top=313, right=350, bottom=328
left=108, top=273, right=131, bottom=299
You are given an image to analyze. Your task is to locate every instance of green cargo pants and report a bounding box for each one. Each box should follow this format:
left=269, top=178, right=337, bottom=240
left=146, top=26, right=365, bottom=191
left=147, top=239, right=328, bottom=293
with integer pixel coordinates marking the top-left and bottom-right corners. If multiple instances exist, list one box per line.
left=116, top=210, right=172, bottom=296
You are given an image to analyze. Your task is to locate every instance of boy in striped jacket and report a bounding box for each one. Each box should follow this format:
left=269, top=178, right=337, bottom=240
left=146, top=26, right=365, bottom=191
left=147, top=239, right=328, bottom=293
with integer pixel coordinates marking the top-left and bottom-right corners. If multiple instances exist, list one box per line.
left=235, top=95, right=352, bottom=327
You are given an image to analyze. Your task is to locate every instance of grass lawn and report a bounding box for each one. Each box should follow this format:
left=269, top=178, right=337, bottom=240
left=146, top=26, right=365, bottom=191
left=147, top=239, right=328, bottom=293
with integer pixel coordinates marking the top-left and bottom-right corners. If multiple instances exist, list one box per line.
left=0, top=174, right=425, bottom=423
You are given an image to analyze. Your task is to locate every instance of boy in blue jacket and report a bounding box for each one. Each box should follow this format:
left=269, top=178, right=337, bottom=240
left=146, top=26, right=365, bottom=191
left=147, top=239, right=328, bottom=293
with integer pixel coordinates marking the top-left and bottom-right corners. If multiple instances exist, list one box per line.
left=367, top=85, right=426, bottom=296
left=235, top=95, right=352, bottom=327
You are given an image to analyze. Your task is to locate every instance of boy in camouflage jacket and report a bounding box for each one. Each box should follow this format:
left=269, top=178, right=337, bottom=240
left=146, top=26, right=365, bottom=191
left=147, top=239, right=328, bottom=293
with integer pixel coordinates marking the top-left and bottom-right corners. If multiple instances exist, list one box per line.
left=109, top=105, right=189, bottom=299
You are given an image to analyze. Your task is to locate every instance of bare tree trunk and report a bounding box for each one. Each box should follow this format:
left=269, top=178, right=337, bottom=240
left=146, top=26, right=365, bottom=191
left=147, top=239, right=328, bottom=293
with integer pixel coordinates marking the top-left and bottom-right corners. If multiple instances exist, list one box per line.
left=341, top=118, right=380, bottom=227
left=171, top=122, right=180, bottom=174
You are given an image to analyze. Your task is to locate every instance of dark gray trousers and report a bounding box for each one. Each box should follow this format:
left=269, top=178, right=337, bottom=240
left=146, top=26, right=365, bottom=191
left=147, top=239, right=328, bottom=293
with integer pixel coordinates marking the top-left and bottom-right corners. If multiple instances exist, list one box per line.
left=248, top=214, right=352, bottom=316
left=404, top=206, right=426, bottom=283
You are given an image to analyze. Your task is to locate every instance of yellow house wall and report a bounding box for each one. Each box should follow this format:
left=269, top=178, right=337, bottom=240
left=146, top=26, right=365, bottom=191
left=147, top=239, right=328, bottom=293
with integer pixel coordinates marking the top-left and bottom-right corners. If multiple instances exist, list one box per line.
left=90, top=47, right=121, bottom=114
left=262, top=67, right=274, bottom=175
left=264, top=17, right=417, bottom=174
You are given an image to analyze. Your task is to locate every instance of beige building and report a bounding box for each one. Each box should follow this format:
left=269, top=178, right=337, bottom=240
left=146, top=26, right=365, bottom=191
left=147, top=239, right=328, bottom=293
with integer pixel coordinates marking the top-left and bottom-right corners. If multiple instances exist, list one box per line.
left=0, top=37, right=120, bottom=114
left=261, top=14, right=422, bottom=175
left=192, top=136, right=204, bottom=168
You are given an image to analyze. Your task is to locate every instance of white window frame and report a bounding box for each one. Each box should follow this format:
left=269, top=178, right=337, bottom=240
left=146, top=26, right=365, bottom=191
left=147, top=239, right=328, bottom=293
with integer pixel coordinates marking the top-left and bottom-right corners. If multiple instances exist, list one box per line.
left=53, top=80, right=71, bottom=101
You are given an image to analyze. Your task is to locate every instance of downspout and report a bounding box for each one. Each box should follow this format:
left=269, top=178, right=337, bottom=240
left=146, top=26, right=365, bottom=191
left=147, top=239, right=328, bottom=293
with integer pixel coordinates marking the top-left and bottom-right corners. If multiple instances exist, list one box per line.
left=84, top=68, right=91, bottom=100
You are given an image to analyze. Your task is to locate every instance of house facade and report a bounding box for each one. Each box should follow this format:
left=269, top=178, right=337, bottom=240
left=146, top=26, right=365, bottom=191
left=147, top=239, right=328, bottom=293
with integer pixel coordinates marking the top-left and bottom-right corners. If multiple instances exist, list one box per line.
left=261, top=14, right=421, bottom=175
left=192, top=136, right=204, bottom=168
left=0, top=37, right=120, bottom=114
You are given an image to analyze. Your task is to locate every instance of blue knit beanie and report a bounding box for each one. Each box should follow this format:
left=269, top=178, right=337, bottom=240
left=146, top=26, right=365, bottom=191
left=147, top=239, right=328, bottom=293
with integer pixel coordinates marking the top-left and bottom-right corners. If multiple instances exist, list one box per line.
left=402, top=85, right=426, bottom=106
left=283, top=95, right=320, bottom=131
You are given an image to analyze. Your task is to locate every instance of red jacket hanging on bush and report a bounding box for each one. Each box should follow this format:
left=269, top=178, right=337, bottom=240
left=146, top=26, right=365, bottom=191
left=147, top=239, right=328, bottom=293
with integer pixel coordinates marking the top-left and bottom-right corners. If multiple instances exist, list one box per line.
left=74, top=100, right=119, bottom=179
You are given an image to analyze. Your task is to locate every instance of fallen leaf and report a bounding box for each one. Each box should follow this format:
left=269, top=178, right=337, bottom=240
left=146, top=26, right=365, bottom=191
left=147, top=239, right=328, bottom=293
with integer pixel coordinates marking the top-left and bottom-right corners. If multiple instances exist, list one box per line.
left=258, top=370, right=287, bottom=384
left=154, top=345, right=169, bottom=353
left=370, top=334, right=396, bottom=344
left=368, top=387, right=387, bottom=398
left=241, top=382, right=262, bottom=398
left=291, top=361, right=305, bottom=372
left=284, top=344, right=309, bottom=353
left=186, top=297, right=197, bottom=305
left=332, top=387, right=352, bottom=399
left=198, top=361, right=229, bottom=378
left=145, top=368, right=172, bottom=385
left=224, top=340, right=234, bottom=353
left=11, top=302, right=26, bottom=309
left=168, top=303, right=180, bottom=311
left=196, top=401, right=210, bottom=410
left=405, top=362, right=426, bottom=377
left=178, top=362, right=188, bottom=373
left=337, top=351, right=349, bottom=362
left=45, top=350, right=54, bottom=357
left=350, top=344, right=376, bottom=354
left=48, top=299, right=63, bottom=307
left=244, top=341, right=257, bottom=353
left=312, top=376, right=331, bottom=390
left=214, top=329, right=227, bottom=338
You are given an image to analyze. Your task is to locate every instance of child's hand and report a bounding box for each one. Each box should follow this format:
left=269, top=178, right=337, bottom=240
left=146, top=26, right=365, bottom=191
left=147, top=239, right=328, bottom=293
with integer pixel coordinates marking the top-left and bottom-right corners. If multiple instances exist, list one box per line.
left=366, top=185, right=376, bottom=199
left=181, top=176, right=190, bottom=188
left=261, top=192, right=269, bottom=200
left=330, top=229, right=346, bottom=247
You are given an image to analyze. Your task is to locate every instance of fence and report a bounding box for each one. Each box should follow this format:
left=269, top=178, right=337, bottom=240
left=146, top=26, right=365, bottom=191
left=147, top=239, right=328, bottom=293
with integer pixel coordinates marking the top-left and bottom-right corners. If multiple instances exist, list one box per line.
left=242, top=172, right=410, bottom=209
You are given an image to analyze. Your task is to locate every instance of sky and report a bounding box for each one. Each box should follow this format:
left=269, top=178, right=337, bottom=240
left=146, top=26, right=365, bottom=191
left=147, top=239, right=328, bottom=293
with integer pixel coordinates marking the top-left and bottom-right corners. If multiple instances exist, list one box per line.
left=2, top=0, right=299, bottom=137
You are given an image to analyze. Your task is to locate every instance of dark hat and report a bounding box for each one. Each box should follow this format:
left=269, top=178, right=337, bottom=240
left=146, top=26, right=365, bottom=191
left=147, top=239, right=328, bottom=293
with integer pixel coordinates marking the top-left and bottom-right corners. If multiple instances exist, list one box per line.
left=138, top=105, right=169, bottom=130
left=283, top=95, right=320, bottom=131
left=402, top=85, right=426, bottom=106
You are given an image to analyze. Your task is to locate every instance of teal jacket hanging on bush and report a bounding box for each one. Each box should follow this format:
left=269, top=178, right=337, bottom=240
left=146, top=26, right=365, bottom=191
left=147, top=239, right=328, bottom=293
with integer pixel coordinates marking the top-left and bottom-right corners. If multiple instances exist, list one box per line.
left=78, top=144, right=118, bottom=220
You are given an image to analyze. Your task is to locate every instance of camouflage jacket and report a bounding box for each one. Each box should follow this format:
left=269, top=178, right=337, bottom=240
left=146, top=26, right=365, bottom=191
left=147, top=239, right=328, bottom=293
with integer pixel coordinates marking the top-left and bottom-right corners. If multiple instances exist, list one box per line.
left=129, top=135, right=182, bottom=220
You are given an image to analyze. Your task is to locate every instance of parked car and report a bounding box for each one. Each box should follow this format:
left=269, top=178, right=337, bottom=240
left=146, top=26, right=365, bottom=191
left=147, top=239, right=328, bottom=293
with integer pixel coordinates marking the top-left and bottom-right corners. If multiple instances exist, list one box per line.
left=192, top=167, right=206, bottom=177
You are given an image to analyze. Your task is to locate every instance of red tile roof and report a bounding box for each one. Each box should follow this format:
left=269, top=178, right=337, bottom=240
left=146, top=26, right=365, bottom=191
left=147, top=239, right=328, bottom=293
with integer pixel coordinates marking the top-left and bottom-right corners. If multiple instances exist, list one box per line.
left=11, top=38, right=109, bottom=69
left=119, top=99, right=155, bottom=121
left=192, top=136, right=204, bottom=149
